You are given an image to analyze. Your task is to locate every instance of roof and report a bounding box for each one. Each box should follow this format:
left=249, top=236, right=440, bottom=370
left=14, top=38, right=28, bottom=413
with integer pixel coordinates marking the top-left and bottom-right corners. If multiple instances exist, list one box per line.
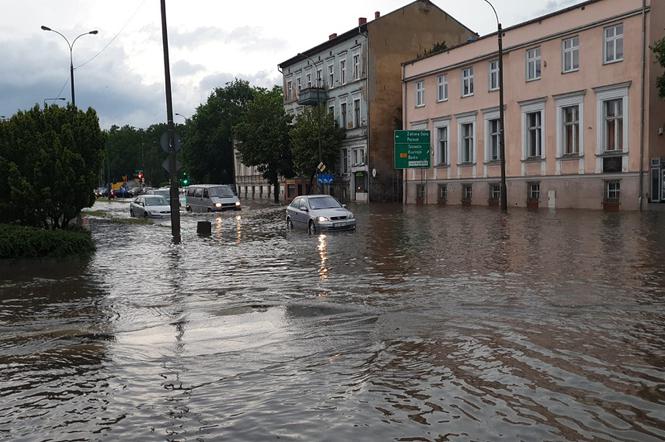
left=402, top=0, right=604, bottom=66
left=278, top=0, right=476, bottom=69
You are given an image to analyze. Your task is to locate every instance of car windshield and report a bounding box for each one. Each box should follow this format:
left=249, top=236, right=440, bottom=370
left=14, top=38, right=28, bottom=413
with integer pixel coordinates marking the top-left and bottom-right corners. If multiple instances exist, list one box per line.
left=308, top=196, right=341, bottom=210
left=208, top=186, right=235, bottom=198
left=144, top=196, right=167, bottom=206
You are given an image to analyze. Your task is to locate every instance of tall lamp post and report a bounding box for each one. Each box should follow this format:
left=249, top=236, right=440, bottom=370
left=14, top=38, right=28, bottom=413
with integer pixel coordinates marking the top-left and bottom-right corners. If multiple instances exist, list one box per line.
left=483, top=0, right=508, bottom=212
left=298, top=53, right=324, bottom=193
left=40, top=25, right=98, bottom=108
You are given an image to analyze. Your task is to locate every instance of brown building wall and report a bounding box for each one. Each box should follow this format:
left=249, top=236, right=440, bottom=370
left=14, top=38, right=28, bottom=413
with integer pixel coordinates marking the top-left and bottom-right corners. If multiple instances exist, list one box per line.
left=366, top=1, right=476, bottom=202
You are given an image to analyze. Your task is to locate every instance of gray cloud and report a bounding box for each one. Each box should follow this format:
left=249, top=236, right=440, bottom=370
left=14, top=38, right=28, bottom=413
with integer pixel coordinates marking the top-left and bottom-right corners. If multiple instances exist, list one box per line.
left=199, top=70, right=279, bottom=96
left=165, top=25, right=287, bottom=52
left=172, top=60, right=206, bottom=76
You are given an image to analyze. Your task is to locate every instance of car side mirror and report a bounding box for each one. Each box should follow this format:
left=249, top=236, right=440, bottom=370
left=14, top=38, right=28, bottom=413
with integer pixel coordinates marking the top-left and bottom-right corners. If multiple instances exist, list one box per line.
left=300, top=206, right=308, bottom=212
left=342, top=204, right=347, bottom=208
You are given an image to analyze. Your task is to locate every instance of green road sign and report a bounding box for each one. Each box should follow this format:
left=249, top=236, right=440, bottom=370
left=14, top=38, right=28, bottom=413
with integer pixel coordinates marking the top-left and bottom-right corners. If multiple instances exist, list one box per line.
left=394, top=130, right=431, bottom=169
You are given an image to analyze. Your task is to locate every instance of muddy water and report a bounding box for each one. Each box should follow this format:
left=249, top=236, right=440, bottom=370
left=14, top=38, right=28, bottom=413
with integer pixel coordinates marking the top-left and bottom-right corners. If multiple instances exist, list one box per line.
left=1, top=201, right=664, bottom=441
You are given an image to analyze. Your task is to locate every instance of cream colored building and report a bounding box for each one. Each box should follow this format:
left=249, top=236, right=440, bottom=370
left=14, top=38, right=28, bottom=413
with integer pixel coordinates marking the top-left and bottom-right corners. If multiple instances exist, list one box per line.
left=402, top=0, right=665, bottom=210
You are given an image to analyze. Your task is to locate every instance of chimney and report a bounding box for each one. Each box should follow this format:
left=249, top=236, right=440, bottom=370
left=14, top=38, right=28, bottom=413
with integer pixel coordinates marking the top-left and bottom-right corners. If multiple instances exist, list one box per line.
left=329, top=33, right=337, bottom=40
left=358, top=17, right=367, bottom=26
left=374, top=11, right=380, bottom=19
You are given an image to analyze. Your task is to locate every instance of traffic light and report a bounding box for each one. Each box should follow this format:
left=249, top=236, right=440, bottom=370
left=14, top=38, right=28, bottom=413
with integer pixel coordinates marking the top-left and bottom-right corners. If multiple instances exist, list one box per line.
left=180, top=171, right=189, bottom=186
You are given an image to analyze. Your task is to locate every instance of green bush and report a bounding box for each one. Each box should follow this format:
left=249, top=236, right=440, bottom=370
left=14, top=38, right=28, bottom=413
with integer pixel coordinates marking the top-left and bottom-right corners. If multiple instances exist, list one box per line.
left=0, top=224, right=95, bottom=258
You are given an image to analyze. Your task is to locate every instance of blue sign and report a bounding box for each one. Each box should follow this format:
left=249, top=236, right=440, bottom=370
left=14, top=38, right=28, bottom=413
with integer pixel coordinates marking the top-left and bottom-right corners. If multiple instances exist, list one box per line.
left=317, top=173, right=334, bottom=185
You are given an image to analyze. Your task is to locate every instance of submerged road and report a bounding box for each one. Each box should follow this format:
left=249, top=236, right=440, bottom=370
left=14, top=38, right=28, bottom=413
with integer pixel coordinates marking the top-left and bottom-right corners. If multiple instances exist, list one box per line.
left=1, top=200, right=664, bottom=441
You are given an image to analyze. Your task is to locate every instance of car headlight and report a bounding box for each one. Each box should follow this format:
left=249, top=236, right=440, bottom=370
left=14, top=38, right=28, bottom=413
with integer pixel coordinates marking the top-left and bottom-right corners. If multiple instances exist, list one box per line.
left=317, top=216, right=329, bottom=222
left=235, top=201, right=241, bottom=206
left=215, top=203, right=222, bottom=208
left=348, top=212, right=354, bottom=219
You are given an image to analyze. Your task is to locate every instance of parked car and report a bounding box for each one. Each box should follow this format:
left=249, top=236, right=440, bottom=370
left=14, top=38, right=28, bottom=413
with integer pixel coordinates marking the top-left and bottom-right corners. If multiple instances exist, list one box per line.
left=286, top=195, right=356, bottom=234
left=95, top=186, right=108, bottom=198
left=129, top=195, right=171, bottom=218
left=114, top=186, right=132, bottom=198
left=185, top=184, right=241, bottom=212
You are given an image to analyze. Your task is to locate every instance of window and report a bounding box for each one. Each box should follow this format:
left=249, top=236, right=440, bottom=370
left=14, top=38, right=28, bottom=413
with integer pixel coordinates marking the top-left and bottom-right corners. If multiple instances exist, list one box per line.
left=316, top=68, right=322, bottom=87
left=340, top=59, right=346, bottom=84
left=328, top=64, right=334, bottom=88
left=526, top=111, right=542, bottom=157
left=604, top=99, right=623, bottom=151
left=354, top=148, right=366, bottom=166
left=562, top=36, right=580, bottom=72
left=416, top=81, right=425, bottom=107
left=306, top=72, right=312, bottom=88
left=461, top=122, right=474, bottom=163
left=462, top=184, right=473, bottom=201
left=489, top=60, right=499, bottom=91
left=526, top=47, right=541, bottom=81
left=606, top=180, right=620, bottom=200
left=328, top=105, right=335, bottom=116
left=297, top=77, right=301, bottom=92
left=488, top=119, right=501, bottom=161
left=436, top=125, right=448, bottom=165
left=528, top=182, right=540, bottom=200
left=562, top=105, right=579, bottom=154
left=353, top=53, right=360, bottom=80
left=353, top=98, right=361, bottom=127
left=342, top=149, right=349, bottom=173
left=462, top=67, right=474, bottom=97
left=489, top=183, right=501, bottom=200
left=438, top=184, right=447, bottom=203
left=286, top=81, right=292, bottom=100
left=604, top=24, right=624, bottom=64
left=340, top=102, right=347, bottom=128
left=437, top=74, right=448, bottom=101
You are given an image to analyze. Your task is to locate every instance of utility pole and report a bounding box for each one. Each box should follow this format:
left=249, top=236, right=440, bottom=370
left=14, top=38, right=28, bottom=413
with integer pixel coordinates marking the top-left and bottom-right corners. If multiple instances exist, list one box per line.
left=160, top=0, right=181, bottom=244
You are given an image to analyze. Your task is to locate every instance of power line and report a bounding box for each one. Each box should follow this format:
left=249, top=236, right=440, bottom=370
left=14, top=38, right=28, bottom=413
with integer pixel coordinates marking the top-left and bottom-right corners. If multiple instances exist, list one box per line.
left=75, top=0, right=147, bottom=69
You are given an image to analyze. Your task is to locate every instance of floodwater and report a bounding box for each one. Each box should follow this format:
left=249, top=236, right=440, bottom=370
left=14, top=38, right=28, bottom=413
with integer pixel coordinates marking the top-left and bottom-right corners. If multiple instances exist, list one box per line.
left=1, top=200, right=664, bottom=441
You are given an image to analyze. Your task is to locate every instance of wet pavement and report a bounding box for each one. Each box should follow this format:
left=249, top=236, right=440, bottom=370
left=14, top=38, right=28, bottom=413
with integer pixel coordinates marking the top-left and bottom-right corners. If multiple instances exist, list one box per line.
left=1, top=199, right=664, bottom=441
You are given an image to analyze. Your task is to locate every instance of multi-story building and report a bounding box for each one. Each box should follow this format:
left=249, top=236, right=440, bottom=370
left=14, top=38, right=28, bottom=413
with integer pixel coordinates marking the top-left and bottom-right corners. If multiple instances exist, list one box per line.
left=402, top=0, right=665, bottom=210
left=233, top=146, right=273, bottom=200
left=278, top=0, right=476, bottom=202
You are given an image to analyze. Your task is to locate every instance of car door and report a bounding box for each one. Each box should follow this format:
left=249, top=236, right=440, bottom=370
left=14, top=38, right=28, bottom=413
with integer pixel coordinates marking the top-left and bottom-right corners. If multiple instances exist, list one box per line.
left=288, top=197, right=300, bottom=227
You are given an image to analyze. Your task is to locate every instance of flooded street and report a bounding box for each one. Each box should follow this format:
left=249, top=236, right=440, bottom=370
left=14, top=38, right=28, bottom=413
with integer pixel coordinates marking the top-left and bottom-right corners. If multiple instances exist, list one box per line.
left=1, top=200, right=665, bottom=441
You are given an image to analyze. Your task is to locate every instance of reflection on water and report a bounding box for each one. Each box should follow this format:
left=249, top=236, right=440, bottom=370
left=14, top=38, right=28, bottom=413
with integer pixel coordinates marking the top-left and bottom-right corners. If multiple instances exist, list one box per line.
left=318, top=234, right=329, bottom=281
left=1, top=201, right=665, bottom=441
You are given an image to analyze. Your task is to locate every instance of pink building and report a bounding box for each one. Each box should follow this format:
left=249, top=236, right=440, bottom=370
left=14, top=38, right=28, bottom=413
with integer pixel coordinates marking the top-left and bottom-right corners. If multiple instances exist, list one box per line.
left=402, top=0, right=665, bottom=210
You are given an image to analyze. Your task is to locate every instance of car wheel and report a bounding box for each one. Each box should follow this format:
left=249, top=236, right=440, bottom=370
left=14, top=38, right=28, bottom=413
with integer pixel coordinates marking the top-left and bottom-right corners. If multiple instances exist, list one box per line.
left=308, top=220, right=316, bottom=235
left=186, top=206, right=192, bottom=212
left=143, top=211, right=148, bottom=218
left=287, top=217, right=293, bottom=230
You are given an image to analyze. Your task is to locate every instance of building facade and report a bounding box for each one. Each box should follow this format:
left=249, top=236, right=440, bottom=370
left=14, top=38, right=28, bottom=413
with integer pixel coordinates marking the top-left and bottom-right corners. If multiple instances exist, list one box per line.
left=233, top=147, right=274, bottom=200
left=403, top=0, right=665, bottom=210
left=279, top=0, right=476, bottom=203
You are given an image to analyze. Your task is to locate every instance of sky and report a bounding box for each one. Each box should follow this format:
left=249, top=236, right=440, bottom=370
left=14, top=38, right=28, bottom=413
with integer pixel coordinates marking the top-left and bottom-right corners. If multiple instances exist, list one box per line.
left=0, top=0, right=585, bottom=128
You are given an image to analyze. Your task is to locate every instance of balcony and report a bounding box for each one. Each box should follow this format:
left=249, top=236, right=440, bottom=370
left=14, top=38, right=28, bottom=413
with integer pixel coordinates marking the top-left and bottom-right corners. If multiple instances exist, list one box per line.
left=297, top=87, right=327, bottom=106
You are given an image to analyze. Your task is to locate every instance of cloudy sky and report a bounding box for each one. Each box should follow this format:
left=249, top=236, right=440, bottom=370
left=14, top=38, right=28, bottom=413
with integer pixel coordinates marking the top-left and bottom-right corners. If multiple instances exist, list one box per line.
left=0, top=0, right=583, bottom=128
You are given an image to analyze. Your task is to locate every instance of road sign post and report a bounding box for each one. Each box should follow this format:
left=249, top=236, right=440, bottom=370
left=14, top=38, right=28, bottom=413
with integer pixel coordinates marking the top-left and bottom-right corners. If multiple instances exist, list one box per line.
left=394, top=130, right=431, bottom=169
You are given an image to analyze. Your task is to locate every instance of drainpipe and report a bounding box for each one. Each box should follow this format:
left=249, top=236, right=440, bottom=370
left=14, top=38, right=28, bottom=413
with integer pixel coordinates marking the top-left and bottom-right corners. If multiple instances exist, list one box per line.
left=365, top=29, right=371, bottom=204
left=402, top=63, right=407, bottom=206
left=639, top=0, right=647, bottom=211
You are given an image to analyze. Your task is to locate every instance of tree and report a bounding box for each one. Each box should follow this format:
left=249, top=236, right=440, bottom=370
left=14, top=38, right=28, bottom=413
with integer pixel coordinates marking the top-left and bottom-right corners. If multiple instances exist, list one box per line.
left=184, top=79, right=254, bottom=184
left=290, top=105, right=345, bottom=190
left=653, top=36, right=665, bottom=98
left=0, top=105, right=104, bottom=229
left=234, top=86, right=294, bottom=203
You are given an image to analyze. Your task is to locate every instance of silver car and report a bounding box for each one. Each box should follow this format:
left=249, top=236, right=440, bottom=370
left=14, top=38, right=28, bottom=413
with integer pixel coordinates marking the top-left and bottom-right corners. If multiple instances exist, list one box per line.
left=286, top=195, right=356, bottom=234
left=129, top=195, right=171, bottom=218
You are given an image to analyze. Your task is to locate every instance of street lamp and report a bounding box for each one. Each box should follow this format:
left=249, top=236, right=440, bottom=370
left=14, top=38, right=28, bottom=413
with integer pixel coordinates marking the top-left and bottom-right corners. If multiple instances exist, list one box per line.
left=43, top=97, right=66, bottom=108
left=40, top=25, right=98, bottom=108
left=483, top=0, right=508, bottom=212
left=175, top=112, right=188, bottom=121
left=298, top=53, right=324, bottom=193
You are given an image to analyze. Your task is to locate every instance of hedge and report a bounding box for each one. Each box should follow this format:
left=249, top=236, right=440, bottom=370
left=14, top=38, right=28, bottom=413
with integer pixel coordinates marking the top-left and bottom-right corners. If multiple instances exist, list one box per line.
left=0, top=224, right=95, bottom=258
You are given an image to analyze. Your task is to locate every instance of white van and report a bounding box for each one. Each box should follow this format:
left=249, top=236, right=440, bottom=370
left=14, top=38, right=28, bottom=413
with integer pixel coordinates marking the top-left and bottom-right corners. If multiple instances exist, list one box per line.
left=185, top=184, right=241, bottom=213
